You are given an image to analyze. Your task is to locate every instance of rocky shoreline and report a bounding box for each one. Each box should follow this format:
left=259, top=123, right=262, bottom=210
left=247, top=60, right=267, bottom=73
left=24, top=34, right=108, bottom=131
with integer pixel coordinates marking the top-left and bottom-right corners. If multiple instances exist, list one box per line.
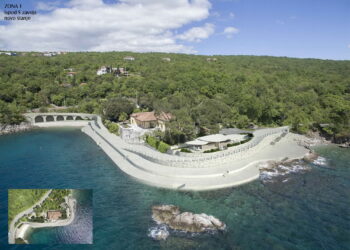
left=303, top=131, right=349, bottom=148
left=149, top=205, right=226, bottom=240
left=258, top=149, right=327, bottom=183
left=0, top=122, right=34, bottom=135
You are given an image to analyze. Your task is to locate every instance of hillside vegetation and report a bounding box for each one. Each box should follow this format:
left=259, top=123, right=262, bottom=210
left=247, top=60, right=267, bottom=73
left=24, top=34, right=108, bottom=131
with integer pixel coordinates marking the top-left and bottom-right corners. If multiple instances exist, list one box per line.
left=8, top=189, right=49, bottom=225
left=0, top=52, right=349, bottom=142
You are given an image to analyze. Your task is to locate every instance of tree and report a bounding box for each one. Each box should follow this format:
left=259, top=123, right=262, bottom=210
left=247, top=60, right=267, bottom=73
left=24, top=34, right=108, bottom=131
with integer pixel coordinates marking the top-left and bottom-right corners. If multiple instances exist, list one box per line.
left=0, top=101, right=25, bottom=125
left=103, top=97, right=135, bottom=122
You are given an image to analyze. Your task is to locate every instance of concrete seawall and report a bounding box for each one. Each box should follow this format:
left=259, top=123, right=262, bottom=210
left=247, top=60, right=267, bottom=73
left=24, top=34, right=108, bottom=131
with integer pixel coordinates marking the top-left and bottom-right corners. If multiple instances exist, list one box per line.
left=81, top=117, right=308, bottom=191
left=13, top=197, right=76, bottom=244
left=24, top=113, right=309, bottom=191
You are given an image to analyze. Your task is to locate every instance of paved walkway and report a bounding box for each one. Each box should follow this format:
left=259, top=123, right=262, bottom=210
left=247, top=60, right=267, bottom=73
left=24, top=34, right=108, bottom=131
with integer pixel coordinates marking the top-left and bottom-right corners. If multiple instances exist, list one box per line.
left=9, top=190, right=52, bottom=244
left=23, top=113, right=309, bottom=191
left=82, top=118, right=309, bottom=191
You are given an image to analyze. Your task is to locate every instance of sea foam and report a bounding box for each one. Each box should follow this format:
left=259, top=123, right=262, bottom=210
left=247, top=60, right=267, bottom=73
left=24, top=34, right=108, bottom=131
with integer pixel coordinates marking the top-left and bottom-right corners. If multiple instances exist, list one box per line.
left=260, top=161, right=311, bottom=183
left=148, top=225, right=169, bottom=240
left=312, top=156, right=328, bottom=166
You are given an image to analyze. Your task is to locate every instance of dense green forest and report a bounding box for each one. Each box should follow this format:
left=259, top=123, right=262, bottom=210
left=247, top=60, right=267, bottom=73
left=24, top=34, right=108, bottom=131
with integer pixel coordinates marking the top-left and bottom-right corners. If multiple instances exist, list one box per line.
left=0, top=52, right=349, bottom=142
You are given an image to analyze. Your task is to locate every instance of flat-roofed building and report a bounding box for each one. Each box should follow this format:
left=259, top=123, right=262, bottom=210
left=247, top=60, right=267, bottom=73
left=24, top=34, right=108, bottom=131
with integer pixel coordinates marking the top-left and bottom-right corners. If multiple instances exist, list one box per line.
left=124, top=56, right=135, bottom=61
left=185, top=133, right=249, bottom=152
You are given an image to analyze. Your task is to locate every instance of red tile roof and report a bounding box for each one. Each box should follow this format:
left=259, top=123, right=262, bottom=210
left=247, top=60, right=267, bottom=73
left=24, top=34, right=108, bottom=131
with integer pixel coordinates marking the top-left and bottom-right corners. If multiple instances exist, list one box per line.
left=131, top=111, right=157, bottom=122
left=47, top=210, right=62, bottom=220
left=130, top=111, right=172, bottom=122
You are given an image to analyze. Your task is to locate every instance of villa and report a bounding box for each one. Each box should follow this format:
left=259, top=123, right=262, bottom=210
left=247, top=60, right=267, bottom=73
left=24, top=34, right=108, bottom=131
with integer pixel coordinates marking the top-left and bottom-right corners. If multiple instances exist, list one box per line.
left=206, top=57, right=217, bottom=62
left=97, top=66, right=111, bottom=75
left=43, top=52, right=57, bottom=57
left=162, top=57, right=171, bottom=62
left=0, top=52, right=16, bottom=56
left=130, top=111, right=172, bottom=132
left=112, top=67, right=129, bottom=77
left=185, top=134, right=248, bottom=152
left=97, top=66, right=128, bottom=76
left=47, top=210, right=62, bottom=221
left=124, top=56, right=135, bottom=61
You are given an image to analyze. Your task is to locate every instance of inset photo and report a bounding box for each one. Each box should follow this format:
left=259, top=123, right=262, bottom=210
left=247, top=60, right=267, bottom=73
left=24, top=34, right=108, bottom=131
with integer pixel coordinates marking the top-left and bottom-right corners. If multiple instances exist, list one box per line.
left=8, top=189, right=92, bottom=244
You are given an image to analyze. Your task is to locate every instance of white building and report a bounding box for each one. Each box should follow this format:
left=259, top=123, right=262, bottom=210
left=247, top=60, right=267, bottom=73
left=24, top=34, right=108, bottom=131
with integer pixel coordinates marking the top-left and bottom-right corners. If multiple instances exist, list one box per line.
left=124, top=56, right=135, bottom=61
left=43, top=52, right=57, bottom=57
left=186, top=134, right=248, bottom=151
left=97, top=66, right=109, bottom=75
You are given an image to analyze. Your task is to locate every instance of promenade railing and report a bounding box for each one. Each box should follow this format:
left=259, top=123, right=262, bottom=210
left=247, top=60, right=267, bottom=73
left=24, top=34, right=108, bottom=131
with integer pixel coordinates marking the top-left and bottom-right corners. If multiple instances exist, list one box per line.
left=88, top=118, right=289, bottom=168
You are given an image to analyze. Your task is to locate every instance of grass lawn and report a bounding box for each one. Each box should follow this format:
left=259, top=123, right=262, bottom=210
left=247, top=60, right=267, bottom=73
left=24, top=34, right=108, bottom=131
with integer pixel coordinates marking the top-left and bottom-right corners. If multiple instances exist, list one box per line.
left=8, top=189, right=49, bottom=225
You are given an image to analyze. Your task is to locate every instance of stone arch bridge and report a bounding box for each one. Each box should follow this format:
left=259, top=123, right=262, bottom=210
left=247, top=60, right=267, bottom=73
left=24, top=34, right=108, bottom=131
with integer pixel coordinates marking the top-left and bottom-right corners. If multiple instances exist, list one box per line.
left=24, top=113, right=97, bottom=124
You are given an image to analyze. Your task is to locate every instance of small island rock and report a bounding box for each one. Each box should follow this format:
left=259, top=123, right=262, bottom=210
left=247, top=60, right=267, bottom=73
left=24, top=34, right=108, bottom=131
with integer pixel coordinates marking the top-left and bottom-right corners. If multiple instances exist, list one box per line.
left=152, top=205, right=226, bottom=233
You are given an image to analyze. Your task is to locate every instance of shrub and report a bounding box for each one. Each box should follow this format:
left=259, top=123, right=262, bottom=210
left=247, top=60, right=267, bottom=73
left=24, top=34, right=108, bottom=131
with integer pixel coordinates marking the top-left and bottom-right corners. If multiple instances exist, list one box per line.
left=158, top=141, right=170, bottom=153
left=104, top=119, right=119, bottom=135
left=146, top=135, right=170, bottom=153
left=146, top=135, right=158, bottom=148
left=240, top=137, right=252, bottom=144
left=39, top=107, right=48, bottom=113
left=227, top=142, right=240, bottom=147
left=180, top=148, right=192, bottom=153
left=203, top=148, right=220, bottom=153
left=108, top=122, right=120, bottom=135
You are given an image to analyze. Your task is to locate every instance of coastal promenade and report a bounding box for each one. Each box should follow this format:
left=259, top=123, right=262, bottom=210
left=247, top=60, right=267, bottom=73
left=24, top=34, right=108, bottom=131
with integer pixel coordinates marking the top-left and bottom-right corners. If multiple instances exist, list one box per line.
left=24, top=113, right=309, bottom=191
left=11, top=196, right=76, bottom=244
left=9, top=189, right=52, bottom=244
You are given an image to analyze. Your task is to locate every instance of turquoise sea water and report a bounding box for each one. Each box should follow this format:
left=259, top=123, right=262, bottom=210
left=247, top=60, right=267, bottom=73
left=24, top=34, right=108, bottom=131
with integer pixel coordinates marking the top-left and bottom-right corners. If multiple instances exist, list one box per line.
left=29, top=190, right=93, bottom=244
left=0, top=128, right=349, bottom=249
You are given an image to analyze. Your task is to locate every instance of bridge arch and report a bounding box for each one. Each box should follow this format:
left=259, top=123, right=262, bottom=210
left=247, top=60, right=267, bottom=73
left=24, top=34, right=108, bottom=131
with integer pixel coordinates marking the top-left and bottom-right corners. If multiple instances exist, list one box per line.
left=66, top=116, right=73, bottom=120
left=56, top=115, right=64, bottom=121
left=34, top=116, right=44, bottom=123
left=75, top=116, right=83, bottom=120
left=46, top=115, right=54, bottom=122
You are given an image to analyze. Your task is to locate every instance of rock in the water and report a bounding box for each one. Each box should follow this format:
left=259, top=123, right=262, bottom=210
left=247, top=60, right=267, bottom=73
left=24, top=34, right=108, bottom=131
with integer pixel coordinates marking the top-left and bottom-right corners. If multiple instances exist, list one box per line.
left=303, top=151, right=318, bottom=162
left=152, top=205, right=180, bottom=224
left=151, top=205, right=226, bottom=233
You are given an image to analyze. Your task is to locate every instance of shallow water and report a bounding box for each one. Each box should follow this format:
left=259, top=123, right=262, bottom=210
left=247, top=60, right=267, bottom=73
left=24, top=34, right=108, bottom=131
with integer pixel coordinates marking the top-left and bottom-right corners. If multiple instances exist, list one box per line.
left=0, top=128, right=349, bottom=249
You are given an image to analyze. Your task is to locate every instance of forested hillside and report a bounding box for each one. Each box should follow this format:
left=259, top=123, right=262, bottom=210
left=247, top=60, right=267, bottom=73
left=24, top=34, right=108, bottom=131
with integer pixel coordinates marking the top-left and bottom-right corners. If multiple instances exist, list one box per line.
left=0, top=52, right=349, bottom=142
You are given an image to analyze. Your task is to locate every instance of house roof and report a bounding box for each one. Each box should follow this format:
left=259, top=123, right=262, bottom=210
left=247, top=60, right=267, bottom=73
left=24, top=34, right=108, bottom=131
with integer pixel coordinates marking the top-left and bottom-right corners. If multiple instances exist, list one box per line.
left=185, top=139, right=209, bottom=146
left=130, top=111, right=172, bottom=122
left=225, top=134, right=247, bottom=141
left=197, top=134, right=230, bottom=143
left=220, top=128, right=252, bottom=135
left=131, top=111, right=157, bottom=122
left=47, top=210, right=62, bottom=220
left=157, top=112, right=172, bottom=121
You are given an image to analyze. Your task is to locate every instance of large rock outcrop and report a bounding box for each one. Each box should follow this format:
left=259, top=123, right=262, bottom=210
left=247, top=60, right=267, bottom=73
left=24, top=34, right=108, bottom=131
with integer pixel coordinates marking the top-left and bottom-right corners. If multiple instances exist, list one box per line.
left=152, top=205, right=226, bottom=233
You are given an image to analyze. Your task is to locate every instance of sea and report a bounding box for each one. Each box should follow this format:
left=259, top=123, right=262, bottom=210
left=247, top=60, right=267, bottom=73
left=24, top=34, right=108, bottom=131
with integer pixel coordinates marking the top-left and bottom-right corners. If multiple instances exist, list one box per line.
left=0, top=128, right=349, bottom=249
